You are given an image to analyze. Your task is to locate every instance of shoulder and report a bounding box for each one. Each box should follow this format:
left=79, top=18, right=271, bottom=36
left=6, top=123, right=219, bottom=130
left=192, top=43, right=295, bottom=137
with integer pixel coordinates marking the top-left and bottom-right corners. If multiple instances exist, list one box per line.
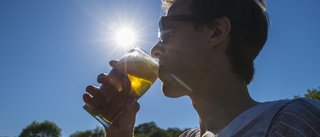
left=266, top=98, right=320, bottom=137
left=217, top=100, right=290, bottom=136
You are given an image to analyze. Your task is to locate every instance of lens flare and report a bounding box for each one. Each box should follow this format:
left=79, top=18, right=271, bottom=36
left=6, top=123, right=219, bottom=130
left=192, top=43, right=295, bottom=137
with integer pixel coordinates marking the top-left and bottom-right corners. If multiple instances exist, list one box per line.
left=170, top=74, right=193, bottom=92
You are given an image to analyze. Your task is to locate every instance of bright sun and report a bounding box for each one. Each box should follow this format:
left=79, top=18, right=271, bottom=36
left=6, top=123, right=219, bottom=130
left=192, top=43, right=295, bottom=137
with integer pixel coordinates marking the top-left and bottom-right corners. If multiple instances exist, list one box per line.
left=115, top=28, right=136, bottom=47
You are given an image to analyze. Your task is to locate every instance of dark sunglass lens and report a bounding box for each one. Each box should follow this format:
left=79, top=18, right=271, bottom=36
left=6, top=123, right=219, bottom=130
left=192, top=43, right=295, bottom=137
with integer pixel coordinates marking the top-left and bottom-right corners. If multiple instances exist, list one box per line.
left=158, top=30, right=163, bottom=42
left=158, top=18, right=165, bottom=42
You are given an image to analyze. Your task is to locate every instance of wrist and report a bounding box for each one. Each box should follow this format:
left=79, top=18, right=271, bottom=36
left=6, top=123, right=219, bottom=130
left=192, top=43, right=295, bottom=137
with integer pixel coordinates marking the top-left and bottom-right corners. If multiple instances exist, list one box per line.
left=105, top=130, right=133, bottom=137
left=104, top=126, right=134, bottom=137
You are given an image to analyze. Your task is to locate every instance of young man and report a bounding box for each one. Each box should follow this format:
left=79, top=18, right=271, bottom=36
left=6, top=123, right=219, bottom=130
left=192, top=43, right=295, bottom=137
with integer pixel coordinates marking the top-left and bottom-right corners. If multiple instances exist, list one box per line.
left=83, top=0, right=320, bottom=136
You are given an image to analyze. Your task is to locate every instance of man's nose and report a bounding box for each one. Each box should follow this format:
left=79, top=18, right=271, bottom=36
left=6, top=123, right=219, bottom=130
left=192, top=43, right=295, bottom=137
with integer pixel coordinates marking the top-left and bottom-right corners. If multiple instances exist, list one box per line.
left=151, top=42, right=165, bottom=59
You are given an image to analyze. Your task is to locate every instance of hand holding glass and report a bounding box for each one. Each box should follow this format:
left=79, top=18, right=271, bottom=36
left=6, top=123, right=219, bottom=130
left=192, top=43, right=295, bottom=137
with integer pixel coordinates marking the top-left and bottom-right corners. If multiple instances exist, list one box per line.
left=83, top=47, right=158, bottom=128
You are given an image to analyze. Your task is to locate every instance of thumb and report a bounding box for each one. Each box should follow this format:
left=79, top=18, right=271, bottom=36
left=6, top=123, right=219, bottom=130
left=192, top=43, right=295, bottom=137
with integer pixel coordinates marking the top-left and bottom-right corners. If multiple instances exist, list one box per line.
left=125, top=97, right=140, bottom=115
left=112, top=97, right=139, bottom=129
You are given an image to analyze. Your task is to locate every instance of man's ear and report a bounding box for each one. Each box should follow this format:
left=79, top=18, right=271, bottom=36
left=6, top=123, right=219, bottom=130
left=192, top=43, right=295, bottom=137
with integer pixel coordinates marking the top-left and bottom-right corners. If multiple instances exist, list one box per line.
left=208, top=16, right=231, bottom=48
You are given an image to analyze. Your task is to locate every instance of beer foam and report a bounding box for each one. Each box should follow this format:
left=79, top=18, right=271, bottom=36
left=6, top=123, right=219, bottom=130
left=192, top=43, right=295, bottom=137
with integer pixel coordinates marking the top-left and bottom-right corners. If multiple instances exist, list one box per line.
left=116, top=48, right=158, bottom=82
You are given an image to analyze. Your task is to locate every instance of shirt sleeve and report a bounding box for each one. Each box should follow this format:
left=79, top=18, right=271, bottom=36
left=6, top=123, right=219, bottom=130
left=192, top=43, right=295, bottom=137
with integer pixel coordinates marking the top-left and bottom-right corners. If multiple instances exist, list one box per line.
left=266, top=98, right=320, bottom=137
left=179, top=128, right=200, bottom=137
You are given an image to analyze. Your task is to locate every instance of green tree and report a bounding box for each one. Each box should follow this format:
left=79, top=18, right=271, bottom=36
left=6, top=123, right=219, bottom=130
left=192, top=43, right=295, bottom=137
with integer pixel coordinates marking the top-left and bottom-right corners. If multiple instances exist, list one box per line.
left=134, top=122, right=159, bottom=135
left=134, top=122, right=188, bottom=137
left=304, top=87, right=320, bottom=102
left=148, top=128, right=168, bottom=137
left=73, top=122, right=187, bottom=137
left=19, top=120, right=61, bottom=137
left=294, top=87, right=320, bottom=102
left=166, top=128, right=186, bottom=137
left=70, top=127, right=104, bottom=137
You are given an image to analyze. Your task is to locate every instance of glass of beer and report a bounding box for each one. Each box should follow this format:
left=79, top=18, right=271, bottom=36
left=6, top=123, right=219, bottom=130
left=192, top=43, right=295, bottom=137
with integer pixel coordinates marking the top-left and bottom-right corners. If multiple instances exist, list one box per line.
left=83, top=47, right=158, bottom=128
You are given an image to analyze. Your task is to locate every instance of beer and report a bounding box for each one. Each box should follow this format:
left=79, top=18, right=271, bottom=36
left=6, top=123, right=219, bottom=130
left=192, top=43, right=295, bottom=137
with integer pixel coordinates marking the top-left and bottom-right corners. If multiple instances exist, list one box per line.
left=84, top=47, right=158, bottom=128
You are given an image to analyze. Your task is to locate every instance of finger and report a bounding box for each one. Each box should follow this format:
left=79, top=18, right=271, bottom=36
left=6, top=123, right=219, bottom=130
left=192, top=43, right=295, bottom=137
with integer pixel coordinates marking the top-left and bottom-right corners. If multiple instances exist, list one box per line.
left=90, top=93, right=110, bottom=108
left=108, top=97, right=139, bottom=129
left=100, top=83, right=121, bottom=101
left=119, top=76, right=132, bottom=95
left=97, top=73, right=121, bottom=98
left=83, top=93, right=93, bottom=104
left=97, top=73, right=109, bottom=84
left=109, top=60, right=118, bottom=67
left=107, top=69, right=131, bottom=95
left=86, top=85, right=100, bottom=97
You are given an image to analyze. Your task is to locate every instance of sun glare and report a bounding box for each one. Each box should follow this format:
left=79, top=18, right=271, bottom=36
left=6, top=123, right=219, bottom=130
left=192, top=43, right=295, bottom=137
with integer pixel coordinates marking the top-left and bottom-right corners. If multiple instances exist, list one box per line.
left=115, top=28, right=136, bottom=47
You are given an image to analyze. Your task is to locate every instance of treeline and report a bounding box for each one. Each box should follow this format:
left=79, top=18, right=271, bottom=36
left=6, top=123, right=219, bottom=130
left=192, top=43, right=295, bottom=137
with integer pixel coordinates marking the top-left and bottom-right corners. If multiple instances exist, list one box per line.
left=134, top=122, right=189, bottom=137
left=71, top=122, right=189, bottom=137
left=293, top=86, right=320, bottom=102
left=18, top=121, right=189, bottom=137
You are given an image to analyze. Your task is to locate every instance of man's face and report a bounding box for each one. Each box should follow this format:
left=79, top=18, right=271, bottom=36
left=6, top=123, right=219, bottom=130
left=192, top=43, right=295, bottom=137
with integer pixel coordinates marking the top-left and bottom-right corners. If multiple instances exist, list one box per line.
left=151, top=0, right=213, bottom=98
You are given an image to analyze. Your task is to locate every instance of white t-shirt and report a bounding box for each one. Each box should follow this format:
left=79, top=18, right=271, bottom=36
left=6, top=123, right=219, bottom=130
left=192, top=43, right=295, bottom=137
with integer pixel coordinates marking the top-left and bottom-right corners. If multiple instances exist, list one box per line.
left=180, top=98, right=320, bottom=137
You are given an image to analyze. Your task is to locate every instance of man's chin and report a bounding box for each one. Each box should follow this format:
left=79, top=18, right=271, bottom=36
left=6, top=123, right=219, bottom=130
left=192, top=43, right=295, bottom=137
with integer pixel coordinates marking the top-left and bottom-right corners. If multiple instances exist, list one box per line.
left=161, top=84, right=186, bottom=98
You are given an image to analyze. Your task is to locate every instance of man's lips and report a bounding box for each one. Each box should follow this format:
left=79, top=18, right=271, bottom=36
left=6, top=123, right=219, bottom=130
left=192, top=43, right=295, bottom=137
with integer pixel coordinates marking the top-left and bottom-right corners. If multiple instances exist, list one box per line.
left=157, top=56, right=165, bottom=65
left=158, top=65, right=164, bottom=81
left=157, top=58, right=166, bottom=81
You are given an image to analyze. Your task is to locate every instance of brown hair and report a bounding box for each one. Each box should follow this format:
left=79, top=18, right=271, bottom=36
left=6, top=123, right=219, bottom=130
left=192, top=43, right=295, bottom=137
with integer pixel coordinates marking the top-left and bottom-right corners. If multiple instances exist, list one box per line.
left=162, top=0, right=269, bottom=84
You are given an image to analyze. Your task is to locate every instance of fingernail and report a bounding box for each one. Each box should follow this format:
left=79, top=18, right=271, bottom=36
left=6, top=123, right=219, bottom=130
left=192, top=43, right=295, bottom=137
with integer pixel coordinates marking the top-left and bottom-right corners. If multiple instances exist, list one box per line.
left=97, top=73, right=107, bottom=83
left=98, top=73, right=105, bottom=79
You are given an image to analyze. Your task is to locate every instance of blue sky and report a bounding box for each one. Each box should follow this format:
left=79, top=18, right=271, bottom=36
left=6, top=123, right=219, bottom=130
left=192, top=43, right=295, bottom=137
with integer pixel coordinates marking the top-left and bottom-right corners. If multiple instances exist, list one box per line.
left=0, top=0, right=319, bottom=136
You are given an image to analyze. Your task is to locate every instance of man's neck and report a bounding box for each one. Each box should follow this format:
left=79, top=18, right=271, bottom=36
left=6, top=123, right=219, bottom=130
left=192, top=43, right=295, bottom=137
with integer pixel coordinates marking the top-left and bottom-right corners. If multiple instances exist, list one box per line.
left=189, top=75, right=259, bottom=135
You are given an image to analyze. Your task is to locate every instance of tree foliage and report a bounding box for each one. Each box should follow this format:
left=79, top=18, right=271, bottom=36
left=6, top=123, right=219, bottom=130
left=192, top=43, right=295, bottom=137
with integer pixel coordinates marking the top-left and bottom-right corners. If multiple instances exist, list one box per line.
left=304, top=87, right=320, bottom=102
left=19, top=120, right=61, bottom=137
left=134, top=122, right=159, bottom=135
left=166, top=128, right=186, bottom=137
left=69, top=122, right=188, bottom=137
left=294, top=87, right=320, bottom=102
left=134, top=122, right=188, bottom=137
left=70, top=126, right=104, bottom=137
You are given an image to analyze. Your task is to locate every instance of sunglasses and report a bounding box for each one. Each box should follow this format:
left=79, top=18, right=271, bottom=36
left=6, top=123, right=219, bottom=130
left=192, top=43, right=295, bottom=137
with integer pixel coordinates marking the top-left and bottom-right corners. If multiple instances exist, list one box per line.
left=158, top=15, right=205, bottom=43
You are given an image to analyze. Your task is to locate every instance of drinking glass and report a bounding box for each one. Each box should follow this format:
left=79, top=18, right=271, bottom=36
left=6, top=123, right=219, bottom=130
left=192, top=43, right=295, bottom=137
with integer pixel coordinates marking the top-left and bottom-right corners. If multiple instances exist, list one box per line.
left=83, top=47, right=158, bottom=128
